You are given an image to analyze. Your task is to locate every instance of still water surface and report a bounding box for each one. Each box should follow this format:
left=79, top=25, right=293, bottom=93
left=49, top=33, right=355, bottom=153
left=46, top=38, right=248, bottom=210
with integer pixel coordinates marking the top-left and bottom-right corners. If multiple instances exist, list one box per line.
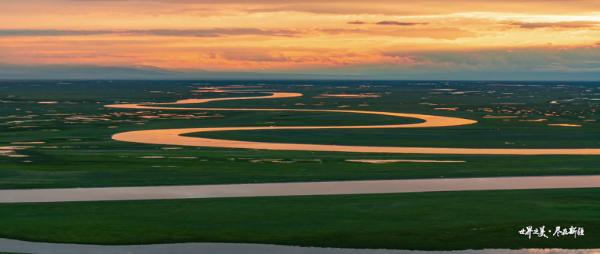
left=0, top=238, right=598, bottom=254
left=1, top=175, right=600, bottom=203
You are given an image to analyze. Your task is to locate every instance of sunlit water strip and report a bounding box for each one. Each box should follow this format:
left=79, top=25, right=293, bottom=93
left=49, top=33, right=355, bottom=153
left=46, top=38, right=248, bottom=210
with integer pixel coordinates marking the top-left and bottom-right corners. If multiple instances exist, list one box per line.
left=2, top=175, right=600, bottom=203
left=106, top=92, right=600, bottom=155
left=0, top=238, right=598, bottom=254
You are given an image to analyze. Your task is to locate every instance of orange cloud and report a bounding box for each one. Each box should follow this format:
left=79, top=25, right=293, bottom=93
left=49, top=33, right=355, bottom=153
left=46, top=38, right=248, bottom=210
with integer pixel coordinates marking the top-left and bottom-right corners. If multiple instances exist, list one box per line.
left=387, top=28, right=477, bottom=40
left=2, top=0, right=600, bottom=76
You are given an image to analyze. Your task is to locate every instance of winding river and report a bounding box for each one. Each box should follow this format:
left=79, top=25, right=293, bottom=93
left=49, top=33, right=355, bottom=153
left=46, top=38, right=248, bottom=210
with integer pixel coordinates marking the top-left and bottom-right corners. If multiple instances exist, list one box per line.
left=105, top=92, right=600, bottom=155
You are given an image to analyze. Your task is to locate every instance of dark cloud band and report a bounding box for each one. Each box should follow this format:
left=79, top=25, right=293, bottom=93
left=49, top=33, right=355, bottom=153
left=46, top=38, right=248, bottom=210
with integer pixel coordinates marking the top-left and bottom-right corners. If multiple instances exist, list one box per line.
left=347, top=21, right=429, bottom=26
left=376, top=21, right=429, bottom=26
left=509, top=21, right=600, bottom=29
left=0, top=29, right=302, bottom=37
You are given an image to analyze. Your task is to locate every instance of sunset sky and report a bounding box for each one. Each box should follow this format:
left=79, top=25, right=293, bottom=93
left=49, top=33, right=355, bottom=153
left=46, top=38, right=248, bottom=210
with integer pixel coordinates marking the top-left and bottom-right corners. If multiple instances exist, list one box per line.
left=3, top=0, right=600, bottom=79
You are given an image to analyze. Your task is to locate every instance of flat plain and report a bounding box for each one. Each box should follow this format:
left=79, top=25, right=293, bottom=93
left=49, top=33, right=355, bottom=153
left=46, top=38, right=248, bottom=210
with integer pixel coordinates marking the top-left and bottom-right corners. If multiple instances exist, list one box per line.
left=0, top=80, right=599, bottom=250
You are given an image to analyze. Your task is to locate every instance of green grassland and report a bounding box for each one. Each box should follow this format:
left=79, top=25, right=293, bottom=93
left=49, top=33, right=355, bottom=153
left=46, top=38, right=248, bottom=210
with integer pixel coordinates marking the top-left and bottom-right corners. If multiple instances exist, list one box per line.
left=0, top=188, right=598, bottom=250
left=1, top=80, right=599, bottom=189
left=3, top=148, right=600, bottom=189
left=189, top=120, right=600, bottom=148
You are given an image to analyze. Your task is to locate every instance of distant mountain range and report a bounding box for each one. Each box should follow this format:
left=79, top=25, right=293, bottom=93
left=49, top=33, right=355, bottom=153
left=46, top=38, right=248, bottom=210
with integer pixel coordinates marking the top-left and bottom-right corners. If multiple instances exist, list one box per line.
left=2, top=63, right=600, bottom=81
left=0, top=63, right=353, bottom=80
